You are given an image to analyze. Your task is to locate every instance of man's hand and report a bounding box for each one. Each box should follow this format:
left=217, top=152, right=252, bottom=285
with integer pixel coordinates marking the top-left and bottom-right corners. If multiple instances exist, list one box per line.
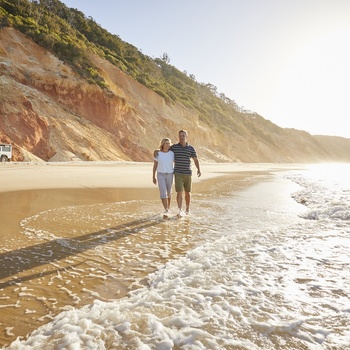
left=197, top=170, right=201, bottom=177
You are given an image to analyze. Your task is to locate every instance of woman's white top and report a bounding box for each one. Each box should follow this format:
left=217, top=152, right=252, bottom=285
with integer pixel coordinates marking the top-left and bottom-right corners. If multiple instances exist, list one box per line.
left=154, top=151, right=174, bottom=173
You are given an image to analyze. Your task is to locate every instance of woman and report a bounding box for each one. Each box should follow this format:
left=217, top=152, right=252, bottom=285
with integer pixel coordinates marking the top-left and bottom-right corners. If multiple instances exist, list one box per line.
left=152, top=138, right=174, bottom=218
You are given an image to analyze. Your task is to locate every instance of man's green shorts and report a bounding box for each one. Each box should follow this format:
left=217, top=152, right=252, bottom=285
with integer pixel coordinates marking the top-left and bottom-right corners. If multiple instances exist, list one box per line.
left=175, top=173, right=192, bottom=192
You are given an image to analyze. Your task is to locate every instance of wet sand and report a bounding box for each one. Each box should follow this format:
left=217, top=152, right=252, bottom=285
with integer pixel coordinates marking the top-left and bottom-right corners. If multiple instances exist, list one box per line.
left=0, top=161, right=302, bottom=346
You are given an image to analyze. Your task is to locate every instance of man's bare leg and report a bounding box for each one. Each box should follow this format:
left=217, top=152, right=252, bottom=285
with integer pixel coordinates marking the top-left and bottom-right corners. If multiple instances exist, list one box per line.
left=185, top=192, right=191, bottom=214
left=177, top=191, right=183, bottom=216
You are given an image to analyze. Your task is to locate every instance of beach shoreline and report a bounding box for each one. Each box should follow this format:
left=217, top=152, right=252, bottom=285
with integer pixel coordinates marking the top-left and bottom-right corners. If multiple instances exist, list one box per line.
left=0, top=161, right=304, bottom=192
left=0, top=161, right=304, bottom=347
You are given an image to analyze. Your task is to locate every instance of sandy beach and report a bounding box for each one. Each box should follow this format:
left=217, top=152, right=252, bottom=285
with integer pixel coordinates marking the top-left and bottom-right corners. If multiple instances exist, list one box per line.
left=0, top=161, right=303, bottom=347
left=0, top=161, right=301, bottom=192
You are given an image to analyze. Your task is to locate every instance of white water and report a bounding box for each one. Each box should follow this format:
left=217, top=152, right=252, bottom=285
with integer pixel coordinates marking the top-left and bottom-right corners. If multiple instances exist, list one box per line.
left=6, top=164, right=350, bottom=349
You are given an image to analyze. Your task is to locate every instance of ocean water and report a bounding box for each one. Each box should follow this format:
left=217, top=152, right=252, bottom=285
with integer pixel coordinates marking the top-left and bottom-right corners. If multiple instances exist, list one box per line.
left=5, top=163, right=350, bottom=349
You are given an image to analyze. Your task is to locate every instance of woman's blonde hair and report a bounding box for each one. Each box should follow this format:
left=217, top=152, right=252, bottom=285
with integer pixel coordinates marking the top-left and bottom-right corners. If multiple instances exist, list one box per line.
left=159, top=138, right=171, bottom=151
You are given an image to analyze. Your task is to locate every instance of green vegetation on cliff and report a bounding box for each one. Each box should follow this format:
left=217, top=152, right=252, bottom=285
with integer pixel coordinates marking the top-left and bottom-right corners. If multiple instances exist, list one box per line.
left=0, top=0, right=256, bottom=133
left=2, top=0, right=350, bottom=163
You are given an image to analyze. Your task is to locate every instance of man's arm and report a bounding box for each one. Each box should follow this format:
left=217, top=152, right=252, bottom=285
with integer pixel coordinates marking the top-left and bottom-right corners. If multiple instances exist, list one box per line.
left=193, top=157, right=201, bottom=177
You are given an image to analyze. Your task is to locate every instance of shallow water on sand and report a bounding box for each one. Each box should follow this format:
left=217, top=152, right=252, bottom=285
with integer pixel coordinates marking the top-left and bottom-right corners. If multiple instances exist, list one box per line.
left=3, top=165, right=350, bottom=349
left=0, top=173, right=258, bottom=346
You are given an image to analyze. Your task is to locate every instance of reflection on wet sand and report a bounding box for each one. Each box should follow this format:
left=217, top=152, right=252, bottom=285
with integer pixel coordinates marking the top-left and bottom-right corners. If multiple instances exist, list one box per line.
left=0, top=172, right=263, bottom=346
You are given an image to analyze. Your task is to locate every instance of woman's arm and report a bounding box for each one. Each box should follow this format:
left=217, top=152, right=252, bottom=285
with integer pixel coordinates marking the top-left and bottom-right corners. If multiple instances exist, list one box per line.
left=152, top=160, right=158, bottom=184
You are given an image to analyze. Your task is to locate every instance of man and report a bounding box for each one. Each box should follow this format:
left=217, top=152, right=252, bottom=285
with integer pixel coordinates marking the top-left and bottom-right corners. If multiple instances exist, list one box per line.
left=171, top=129, right=201, bottom=217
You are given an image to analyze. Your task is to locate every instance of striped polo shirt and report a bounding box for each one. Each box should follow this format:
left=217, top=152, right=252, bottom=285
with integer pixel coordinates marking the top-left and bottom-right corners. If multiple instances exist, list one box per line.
left=171, top=142, right=197, bottom=175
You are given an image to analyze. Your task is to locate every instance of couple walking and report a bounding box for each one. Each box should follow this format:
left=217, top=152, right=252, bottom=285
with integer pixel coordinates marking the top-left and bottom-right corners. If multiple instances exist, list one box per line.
left=152, top=129, right=201, bottom=218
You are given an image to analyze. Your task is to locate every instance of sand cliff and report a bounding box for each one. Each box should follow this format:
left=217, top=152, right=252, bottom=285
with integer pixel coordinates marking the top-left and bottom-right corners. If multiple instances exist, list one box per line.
left=1, top=27, right=350, bottom=163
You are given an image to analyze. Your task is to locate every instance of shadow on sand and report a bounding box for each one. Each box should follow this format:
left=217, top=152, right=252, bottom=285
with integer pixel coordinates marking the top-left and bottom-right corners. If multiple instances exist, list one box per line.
left=0, top=216, right=161, bottom=289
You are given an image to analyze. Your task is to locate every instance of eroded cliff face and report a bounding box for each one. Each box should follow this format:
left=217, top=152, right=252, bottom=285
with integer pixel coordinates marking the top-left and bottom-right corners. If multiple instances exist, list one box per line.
left=1, top=27, right=350, bottom=163
left=0, top=28, right=217, bottom=162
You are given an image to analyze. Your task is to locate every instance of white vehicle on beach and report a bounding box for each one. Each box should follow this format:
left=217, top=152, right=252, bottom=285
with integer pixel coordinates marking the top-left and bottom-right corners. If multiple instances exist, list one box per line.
left=0, top=144, right=12, bottom=162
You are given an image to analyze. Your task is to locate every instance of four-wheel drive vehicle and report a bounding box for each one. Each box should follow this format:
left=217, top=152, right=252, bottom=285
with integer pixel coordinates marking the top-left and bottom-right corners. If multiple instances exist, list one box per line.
left=0, top=144, right=12, bottom=162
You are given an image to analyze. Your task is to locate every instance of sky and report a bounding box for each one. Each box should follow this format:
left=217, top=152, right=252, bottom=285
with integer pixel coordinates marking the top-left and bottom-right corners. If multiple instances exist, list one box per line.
left=60, top=0, right=350, bottom=139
